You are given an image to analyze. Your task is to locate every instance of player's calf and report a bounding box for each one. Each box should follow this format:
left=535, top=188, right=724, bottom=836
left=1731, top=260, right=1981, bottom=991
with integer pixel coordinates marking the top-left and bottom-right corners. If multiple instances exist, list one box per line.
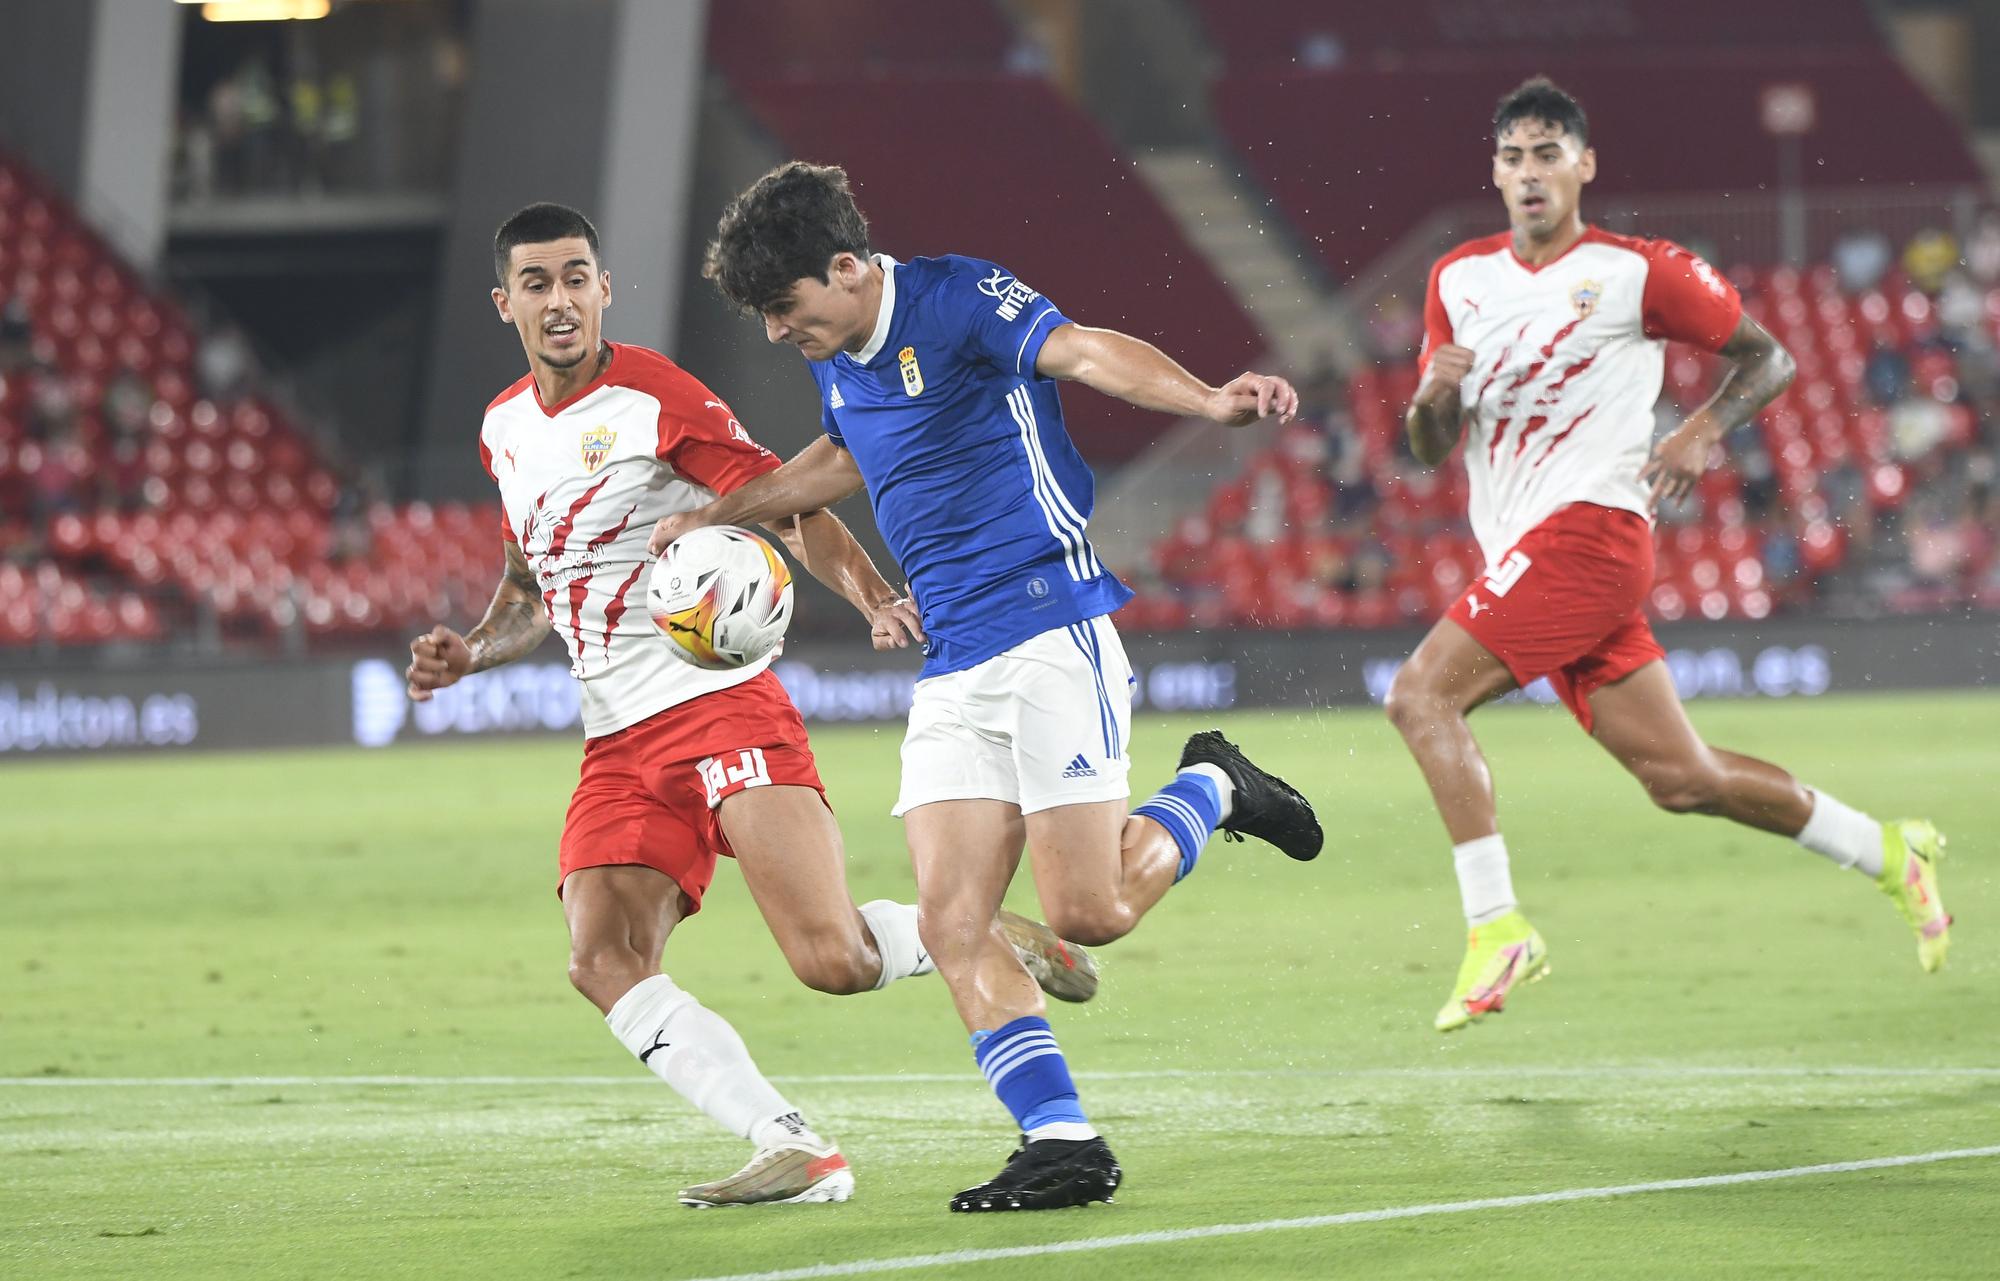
left=770, top=919, right=884, bottom=995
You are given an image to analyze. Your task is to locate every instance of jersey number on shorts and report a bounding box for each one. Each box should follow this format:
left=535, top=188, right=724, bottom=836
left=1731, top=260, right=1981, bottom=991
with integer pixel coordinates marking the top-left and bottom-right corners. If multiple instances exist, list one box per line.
left=1482, top=550, right=1533, bottom=597
left=698, top=748, right=771, bottom=808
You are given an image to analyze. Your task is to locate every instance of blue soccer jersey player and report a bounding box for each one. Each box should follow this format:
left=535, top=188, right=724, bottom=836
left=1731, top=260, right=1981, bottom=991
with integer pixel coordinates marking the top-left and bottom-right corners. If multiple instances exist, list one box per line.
left=652, top=162, right=1325, bottom=1211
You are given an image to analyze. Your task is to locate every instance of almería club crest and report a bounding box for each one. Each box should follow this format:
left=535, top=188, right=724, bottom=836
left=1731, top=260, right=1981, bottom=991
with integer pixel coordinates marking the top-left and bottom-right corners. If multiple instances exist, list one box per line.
left=580, top=426, right=616, bottom=473
left=1570, top=279, right=1602, bottom=319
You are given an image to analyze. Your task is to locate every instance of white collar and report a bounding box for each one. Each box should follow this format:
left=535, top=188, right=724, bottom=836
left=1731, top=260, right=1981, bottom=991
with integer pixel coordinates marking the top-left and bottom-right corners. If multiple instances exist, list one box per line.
left=849, top=253, right=899, bottom=364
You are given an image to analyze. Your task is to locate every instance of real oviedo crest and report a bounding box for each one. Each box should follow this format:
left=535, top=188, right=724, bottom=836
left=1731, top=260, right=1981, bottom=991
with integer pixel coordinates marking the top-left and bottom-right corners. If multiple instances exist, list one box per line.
left=898, top=346, right=924, bottom=397
left=580, top=426, right=616, bottom=473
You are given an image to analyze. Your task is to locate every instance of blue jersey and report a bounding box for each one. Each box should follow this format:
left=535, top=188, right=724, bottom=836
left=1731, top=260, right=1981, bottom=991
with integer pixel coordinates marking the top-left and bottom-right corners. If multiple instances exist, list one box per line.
left=806, top=254, right=1132, bottom=678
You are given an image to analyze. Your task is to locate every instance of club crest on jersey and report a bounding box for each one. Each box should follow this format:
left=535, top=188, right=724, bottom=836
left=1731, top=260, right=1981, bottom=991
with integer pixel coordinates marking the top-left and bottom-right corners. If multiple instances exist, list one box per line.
left=1570, top=279, right=1602, bottom=319
left=580, top=426, right=616, bottom=473
left=898, top=346, right=924, bottom=397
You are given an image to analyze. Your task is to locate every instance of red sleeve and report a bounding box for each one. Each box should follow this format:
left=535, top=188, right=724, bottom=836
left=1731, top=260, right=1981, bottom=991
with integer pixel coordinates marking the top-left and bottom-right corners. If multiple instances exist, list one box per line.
left=1640, top=240, right=1742, bottom=352
left=656, top=378, right=782, bottom=496
left=1417, top=256, right=1454, bottom=375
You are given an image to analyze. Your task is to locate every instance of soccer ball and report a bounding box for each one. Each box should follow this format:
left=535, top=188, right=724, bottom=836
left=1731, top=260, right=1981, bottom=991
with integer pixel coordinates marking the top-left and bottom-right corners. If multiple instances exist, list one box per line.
left=647, top=525, right=794, bottom=670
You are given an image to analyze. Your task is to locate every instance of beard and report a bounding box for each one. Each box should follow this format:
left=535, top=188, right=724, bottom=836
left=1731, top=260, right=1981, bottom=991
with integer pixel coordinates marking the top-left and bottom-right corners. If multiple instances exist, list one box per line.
left=540, top=343, right=593, bottom=369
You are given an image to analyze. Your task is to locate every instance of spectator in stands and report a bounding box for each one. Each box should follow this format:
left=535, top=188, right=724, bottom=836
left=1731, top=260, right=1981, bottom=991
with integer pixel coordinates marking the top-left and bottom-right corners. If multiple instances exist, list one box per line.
left=197, top=322, right=254, bottom=400
left=29, top=427, right=88, bottom=529
left=1737, top=437, right=1779, bottom=520
left=1905, top=490, right=1971, bottom=590
left=0, top=298, right=31, bottom=374
left=1368, top=292, right=1424, bottom=361
left=1903, top=228, right=1960, bottom=296
left=1865, top=340, right=1911, bottom=406
left=1318, top=425, right=1375, bottom=532
left=25, top=365, right=76, bottom=444
left=1243, top=465, right=1287, bottom=543
left=1966, top=211, right=2000, bottom=287
left=100, top=368, right=153, bottom=511
left=1890, top=390, right=1954, bottom=459
left=1306, top=538, right=1355, bottom=594
left=1832, top=227, right=1892, bottom=294
left=1761, top=516, right=1804, bottom=594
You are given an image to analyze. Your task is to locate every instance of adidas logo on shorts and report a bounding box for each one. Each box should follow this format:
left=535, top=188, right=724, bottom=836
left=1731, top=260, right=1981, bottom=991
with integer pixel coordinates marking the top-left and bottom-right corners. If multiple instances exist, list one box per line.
left=1061, top=753, right=1097, bottom=779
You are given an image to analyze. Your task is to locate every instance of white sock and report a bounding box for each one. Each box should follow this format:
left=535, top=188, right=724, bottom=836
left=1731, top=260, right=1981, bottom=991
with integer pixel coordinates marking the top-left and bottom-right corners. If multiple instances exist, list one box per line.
left=605, top=973, right=827, bottom=1150
left=1183, top=762, right=1235, bottom=821
left=1453, top=833, right=1517, bottom=926
left=1796, top=789, right=1885, bottom=878
left=858, top=899, right=935, bottom=989
left=1027, top=1121, right=1099, bottom=1142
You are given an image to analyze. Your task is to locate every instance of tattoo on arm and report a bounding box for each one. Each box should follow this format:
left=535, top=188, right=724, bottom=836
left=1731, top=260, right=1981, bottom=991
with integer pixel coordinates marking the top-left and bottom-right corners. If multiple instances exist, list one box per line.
left=465, top=542, right=550, bottom=672
left=1404, top=390, right=1464, bottom=467
left=1700, top=314, right=1797, bottom=437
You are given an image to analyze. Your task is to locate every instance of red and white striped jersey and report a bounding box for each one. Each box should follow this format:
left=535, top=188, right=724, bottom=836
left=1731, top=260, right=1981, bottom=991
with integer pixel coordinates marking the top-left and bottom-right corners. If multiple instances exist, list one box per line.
left=480, top=342, right=782, bottom=739
left=1420, top=227, right=1741, bottom=564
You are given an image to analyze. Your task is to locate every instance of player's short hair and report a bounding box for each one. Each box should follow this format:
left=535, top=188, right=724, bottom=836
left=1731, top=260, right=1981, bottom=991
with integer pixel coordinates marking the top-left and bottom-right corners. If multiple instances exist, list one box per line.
left=704, top=161, right=872, bottom=314
left=1493, top=77, right=1589, bottom=147
left=493, top=203, right=602, bottom=286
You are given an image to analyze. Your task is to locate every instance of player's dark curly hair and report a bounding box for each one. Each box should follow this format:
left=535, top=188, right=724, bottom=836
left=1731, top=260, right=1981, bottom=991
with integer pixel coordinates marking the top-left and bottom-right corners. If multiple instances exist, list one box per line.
left=704, top=161, right=872, bottom=314
left=493, top=203, right=601, bottom=287
left=1493, top=77, right=1589, bottom=146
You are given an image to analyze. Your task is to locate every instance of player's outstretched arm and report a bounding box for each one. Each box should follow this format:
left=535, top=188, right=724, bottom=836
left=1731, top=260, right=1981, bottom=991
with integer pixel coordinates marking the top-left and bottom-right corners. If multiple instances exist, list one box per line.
left=1643, top=314, right=1796, bottom=506
left=1033, top=324, right=1297, bottom=426
left=647, top=436, right=866, bottom=555
left=1405, top=344, right=1474, bottom=466
left=405, top=541, right=549, bottom=700
left=768, top=509, right=924, bottom=651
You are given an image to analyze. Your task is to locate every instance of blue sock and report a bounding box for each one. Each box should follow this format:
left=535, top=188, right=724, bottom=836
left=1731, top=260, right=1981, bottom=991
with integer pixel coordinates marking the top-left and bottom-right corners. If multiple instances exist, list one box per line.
left=1133, top=770, right=1224, bottom=881
left=971, top=1016, right=1092, bottom=1137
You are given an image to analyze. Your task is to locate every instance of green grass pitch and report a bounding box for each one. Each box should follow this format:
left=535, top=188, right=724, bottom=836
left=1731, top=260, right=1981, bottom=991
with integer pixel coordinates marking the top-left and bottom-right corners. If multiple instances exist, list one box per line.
left=3, top=692, right=1996, bottom=1279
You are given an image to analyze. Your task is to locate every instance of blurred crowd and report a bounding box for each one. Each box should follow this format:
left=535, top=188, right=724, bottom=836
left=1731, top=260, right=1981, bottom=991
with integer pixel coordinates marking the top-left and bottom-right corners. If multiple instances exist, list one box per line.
left=1195, top=220, right=2000, bottom=623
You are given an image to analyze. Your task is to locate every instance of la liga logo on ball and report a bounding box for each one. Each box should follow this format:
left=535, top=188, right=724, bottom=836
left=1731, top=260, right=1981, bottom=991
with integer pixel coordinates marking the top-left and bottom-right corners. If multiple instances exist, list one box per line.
left=647, top=526, right=795, bottom=670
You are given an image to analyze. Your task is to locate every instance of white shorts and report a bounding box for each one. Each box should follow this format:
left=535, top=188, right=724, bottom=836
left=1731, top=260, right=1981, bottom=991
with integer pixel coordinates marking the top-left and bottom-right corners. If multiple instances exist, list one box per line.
left=893, top=615, right=1134, bottom=817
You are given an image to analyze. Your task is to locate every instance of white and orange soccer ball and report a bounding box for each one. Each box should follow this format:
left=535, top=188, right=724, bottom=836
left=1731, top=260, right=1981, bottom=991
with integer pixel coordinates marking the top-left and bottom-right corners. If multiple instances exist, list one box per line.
left=647, top=526, right=795, bottom=670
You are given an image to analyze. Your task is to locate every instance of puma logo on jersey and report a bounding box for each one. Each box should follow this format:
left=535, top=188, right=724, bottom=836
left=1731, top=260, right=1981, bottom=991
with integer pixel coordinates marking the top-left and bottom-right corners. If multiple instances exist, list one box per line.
left=1465, top=595, right=1490, bottom=618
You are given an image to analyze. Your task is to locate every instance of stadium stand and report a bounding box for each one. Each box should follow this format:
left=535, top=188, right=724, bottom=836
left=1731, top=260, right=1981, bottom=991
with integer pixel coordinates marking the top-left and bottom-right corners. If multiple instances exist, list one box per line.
left=712, top=0, right=1266, bottom=463
left=0, top=149, right=501, bottom=651
left=6, top=2, right=1992, bottom=653
left=1193, top=0, right=1986, bottom=278
left=1130, top=257, right=2000, bottom=631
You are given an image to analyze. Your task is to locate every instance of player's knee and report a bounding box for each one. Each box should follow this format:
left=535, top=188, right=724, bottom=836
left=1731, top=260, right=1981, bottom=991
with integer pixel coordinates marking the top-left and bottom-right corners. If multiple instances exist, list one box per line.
left=784, top=935, right=875, bottom=995
left=1638, top=760, right=1725, bottom=814
left=1043, top=902, right=1135, bottom=949
left=567, top=943, right=644, bottom=1003
left=1383, top=670, right=1444, bottom=737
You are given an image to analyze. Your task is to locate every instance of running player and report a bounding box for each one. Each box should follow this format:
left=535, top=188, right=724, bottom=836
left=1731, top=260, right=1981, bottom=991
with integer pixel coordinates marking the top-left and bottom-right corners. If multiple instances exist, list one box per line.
left=1394, top=79, right=1951, bottom=1033
left=404, top=203, right=1096, bottom=1206
left=651, top=162, right=1324, bottom=1212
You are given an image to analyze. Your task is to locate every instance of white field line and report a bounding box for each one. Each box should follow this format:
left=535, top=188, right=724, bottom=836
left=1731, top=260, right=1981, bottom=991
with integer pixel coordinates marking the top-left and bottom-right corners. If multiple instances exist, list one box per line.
left=678, top=1145, right=2000, bottom=1281
left=3, top=1065, right=1999, bottom=1088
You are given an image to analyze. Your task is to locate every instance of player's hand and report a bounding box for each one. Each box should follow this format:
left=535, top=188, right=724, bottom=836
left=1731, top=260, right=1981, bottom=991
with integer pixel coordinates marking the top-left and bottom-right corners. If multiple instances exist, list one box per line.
left=867, top=596, right=924, bottom=651
left=1414, top=345, right=1476, bottom=406
left=1643, top=419, right=1720, bottom=508
left=647, top=508, right=718, bottom=556
left=1206, top=372, right=1298, bottom=427
left=406, top=624, right=472, bottom=701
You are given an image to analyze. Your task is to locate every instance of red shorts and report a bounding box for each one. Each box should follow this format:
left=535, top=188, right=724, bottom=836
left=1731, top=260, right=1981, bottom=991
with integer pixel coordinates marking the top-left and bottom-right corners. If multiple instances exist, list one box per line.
left=558, top=669, right=826, bottom=911
left=1447, top=502, right=1665, bottom=733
